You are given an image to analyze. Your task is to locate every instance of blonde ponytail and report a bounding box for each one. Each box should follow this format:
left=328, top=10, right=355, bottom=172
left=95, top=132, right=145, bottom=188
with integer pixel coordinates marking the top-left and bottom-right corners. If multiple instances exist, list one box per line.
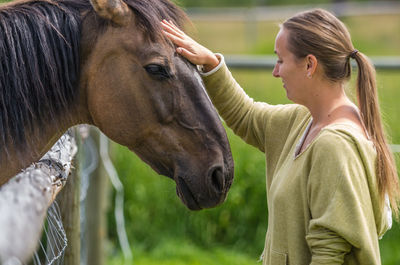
left=353, top=51, right=400, bottom=217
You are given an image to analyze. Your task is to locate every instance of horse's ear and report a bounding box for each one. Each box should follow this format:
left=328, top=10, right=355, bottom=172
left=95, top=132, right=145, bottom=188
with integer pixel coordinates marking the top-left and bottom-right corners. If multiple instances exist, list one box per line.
left=90, top=0, right=132, bottom=26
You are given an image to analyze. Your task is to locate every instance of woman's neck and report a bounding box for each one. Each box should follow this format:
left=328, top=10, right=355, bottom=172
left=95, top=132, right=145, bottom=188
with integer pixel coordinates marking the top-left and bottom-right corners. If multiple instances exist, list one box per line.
left=304, top=81, right=353, bottom=127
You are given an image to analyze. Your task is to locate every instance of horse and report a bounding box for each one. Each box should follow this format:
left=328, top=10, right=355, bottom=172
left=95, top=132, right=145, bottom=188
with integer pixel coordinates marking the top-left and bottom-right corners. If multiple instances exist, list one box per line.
left=0, top=0, right=234, bottom=210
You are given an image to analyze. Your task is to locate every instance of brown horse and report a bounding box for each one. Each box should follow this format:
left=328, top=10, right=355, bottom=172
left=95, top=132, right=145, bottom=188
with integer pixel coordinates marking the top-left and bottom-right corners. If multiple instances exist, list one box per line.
left=0, top=0, right=234, bottom=210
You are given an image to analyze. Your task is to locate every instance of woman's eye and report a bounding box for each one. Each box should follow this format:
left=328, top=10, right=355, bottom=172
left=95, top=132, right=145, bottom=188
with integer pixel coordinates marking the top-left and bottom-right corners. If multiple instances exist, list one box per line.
left=144, top=64, right=171, bottom=79
left=277, top=60, right=283, bottom=64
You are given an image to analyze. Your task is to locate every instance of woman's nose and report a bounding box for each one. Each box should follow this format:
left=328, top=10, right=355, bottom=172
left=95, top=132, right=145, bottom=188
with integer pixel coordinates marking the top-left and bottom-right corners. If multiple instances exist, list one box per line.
left=272, top=64, right=280, bottom=78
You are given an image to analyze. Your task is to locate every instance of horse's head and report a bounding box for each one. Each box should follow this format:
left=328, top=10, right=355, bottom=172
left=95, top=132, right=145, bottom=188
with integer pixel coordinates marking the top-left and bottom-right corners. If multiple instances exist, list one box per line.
left=80, top=0, right=233, bottom=210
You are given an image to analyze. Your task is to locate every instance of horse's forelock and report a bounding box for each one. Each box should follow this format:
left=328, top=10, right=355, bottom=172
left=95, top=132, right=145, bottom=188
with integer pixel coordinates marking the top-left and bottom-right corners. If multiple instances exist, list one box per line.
left=124, top=0, right=189, bottom=42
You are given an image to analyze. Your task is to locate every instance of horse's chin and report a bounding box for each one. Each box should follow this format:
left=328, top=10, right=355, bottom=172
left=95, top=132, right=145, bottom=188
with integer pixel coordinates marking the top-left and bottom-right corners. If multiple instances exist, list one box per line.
left=176, top=176, right=202, bottom=211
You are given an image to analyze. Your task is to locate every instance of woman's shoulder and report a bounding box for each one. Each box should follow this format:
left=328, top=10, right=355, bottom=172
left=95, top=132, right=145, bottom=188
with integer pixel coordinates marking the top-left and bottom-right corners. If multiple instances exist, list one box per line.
left=307, top=124, right=377, bottom=191
left=312, top=123, right=375, bottom=159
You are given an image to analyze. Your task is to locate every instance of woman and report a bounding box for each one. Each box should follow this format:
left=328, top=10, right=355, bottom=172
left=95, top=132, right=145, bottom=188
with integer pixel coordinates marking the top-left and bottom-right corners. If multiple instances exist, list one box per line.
left=161, top=9, right=399, bottom=265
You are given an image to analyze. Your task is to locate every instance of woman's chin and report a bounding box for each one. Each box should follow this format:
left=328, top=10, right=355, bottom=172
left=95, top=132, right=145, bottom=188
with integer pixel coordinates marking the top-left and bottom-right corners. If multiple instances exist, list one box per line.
left=284, top=89, right=291, bottom=100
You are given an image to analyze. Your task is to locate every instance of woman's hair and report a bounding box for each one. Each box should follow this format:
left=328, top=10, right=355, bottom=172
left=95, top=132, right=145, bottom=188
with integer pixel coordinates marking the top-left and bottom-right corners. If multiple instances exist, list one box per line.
left=283, top=9, right=400, bottom=217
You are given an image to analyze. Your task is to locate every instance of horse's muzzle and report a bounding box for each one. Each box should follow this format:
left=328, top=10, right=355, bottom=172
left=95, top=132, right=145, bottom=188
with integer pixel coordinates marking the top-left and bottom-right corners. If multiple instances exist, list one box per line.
left=175, top=164, right=230, bottom=211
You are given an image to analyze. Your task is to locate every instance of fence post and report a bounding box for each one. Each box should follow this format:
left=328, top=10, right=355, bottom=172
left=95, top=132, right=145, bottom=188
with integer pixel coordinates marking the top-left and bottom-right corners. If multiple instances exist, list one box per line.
left=0, top=133, right=77, bottom=264
left=85, top=128, right=109, bottom=265
left=55, top=132, right=81, bottom=265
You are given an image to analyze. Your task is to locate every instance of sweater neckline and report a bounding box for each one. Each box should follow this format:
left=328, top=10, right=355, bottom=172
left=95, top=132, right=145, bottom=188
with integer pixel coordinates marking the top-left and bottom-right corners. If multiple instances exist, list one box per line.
left=293, top=118, right=372, bottom=160
left=294, top=119, right=313, bottom=159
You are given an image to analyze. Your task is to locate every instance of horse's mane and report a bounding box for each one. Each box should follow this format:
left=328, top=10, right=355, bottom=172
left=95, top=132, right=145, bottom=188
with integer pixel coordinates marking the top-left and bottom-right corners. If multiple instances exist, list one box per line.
left=0, top=0, right=88, bottom=156
left=0, top=0, right=187, bottom=158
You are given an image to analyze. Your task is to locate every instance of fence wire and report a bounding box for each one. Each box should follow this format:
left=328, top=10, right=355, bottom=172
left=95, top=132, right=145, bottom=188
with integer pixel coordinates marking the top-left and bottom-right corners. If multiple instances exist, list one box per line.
left=32, top=202, right=67, bottom=265
left=78, top=126, right=132, bottom=265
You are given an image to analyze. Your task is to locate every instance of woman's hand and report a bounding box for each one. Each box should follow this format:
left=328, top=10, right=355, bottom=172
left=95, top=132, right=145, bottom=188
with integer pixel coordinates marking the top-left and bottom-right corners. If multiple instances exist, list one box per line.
left=161, top=20, right=220, bottom=72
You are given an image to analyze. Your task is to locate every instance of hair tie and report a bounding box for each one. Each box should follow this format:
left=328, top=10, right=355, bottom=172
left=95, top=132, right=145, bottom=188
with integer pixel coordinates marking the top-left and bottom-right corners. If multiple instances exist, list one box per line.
left=350, top=49, right=359, bottom=59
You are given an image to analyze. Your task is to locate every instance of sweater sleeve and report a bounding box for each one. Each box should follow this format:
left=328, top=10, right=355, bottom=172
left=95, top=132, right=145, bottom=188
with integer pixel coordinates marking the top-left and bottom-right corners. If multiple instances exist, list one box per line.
left=201, top=54, right=308, bottom=153
left=305, top=130, right=381, bottom=265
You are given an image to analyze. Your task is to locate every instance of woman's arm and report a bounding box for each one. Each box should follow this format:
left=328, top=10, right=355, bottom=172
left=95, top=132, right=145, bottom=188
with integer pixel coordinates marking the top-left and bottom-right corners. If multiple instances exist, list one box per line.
left=306, top=130, right=383, bottom=264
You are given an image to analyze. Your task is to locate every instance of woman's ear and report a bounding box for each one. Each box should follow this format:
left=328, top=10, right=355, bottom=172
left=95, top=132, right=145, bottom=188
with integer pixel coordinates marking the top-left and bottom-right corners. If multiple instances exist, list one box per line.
left=306, top=54, right=318, bottom=78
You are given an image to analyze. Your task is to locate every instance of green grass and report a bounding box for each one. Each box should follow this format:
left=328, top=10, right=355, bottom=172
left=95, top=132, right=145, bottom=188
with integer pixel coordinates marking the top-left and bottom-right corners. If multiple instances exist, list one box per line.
left=108, top=239, right=259, bottom=265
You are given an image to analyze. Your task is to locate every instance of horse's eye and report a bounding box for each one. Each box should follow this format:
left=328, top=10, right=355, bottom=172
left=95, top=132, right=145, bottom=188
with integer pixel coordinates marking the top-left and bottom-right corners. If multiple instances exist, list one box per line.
left=144, top=64, right=171, bottom=79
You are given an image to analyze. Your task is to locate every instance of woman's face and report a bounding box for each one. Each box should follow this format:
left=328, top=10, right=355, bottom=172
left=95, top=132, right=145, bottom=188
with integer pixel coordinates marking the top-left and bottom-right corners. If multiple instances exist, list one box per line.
left=272, top=28, right=309, bottom=104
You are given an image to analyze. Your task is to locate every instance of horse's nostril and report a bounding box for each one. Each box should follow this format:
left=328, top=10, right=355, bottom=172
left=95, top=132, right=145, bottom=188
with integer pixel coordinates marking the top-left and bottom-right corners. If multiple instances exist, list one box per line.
left=210, top=166, right=224, bottom=193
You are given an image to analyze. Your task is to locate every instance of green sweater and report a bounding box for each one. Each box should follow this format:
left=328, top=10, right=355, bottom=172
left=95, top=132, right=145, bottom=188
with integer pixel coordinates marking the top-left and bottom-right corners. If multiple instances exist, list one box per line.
left=201, top=56, right=391, bottom=265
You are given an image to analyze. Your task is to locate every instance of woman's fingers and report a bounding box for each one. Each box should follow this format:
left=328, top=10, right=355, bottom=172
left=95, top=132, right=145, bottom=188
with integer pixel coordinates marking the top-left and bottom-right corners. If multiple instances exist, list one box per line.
left=161, top=20, right=184, bottom=39
left=163, top=30, right=186, bottom=47
left=161, top=19, right=181, bottom=33
left=176, top=47, right=195, bottom=59
left=176, top=45, right=200, bottom=64
left=162, top=22, right=195, bottom=55
left=167, top=20, right=185, bottom=35
left=161, top=20, right=189, bottom=43
left=161, top=19, right=219, bottom=70
left=163, top=28, right=198, bottom=62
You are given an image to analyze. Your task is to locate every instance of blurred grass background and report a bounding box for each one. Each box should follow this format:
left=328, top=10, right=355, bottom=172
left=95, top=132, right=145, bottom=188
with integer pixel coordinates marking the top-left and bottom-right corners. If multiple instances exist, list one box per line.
left=107, top=6, right=400, bottom=265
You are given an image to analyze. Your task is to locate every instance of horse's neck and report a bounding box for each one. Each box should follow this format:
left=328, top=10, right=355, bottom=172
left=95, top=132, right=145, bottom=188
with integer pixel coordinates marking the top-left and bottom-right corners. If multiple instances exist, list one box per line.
left=0, top=125, right=64, bottom=186
left=0, top=111, right=85, bottom=186
left=0, top=0, right=94, bottom=186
